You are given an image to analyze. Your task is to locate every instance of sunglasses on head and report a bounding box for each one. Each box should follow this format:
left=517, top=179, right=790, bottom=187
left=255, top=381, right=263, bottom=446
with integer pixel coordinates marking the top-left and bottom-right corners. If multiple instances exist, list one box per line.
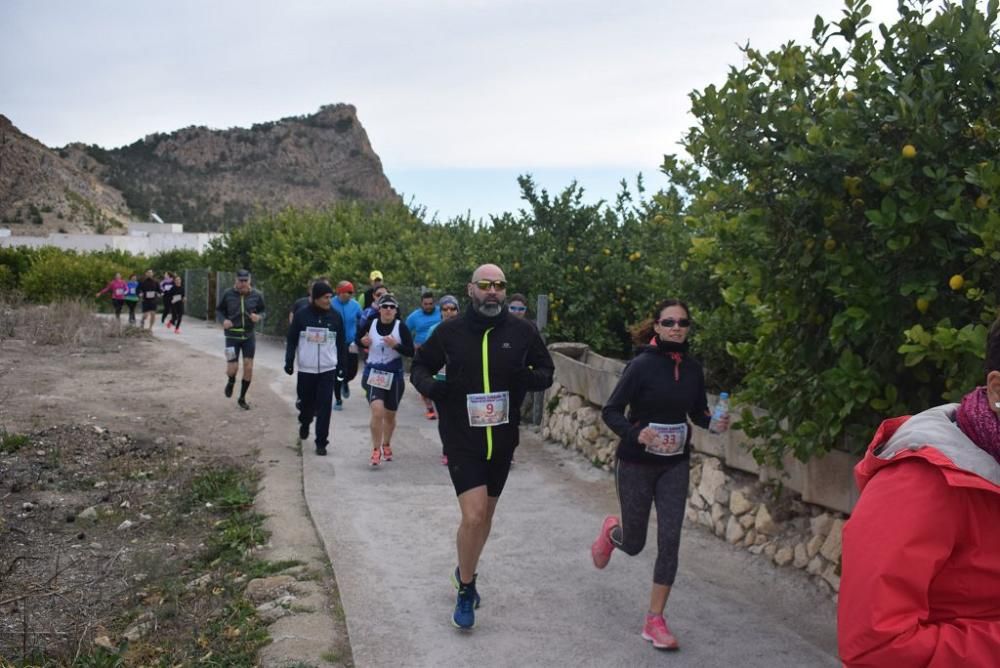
left=658, top=318, right=691, bottom=328
left=379, top=304, right=397, bottom=310
left=474, top=279, right=507, bottom=291
left=509, top=305, right=527, bottom=312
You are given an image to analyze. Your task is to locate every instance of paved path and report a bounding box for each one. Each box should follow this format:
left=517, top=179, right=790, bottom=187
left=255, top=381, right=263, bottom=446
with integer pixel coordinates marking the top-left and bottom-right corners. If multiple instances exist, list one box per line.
left=155, top=320, right=839, bottom=667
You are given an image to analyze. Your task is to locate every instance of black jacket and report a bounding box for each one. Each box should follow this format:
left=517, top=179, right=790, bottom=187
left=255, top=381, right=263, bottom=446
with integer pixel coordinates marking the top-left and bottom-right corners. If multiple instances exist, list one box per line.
left=601, top=344, right=711, bottom=464
left=411, top=305, right=554, bottom=459
left=216, top=288, right=266, bottom=339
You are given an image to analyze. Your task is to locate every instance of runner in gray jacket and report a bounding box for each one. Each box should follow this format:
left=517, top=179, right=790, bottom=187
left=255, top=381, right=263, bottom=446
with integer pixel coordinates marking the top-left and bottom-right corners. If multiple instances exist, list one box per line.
left=216, top=269, right=266, bottom=409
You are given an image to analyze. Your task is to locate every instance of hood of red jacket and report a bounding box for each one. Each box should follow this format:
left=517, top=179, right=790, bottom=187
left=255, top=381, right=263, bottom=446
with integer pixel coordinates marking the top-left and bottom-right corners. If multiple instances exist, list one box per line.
left=856, top=403, right=1000, bottom=496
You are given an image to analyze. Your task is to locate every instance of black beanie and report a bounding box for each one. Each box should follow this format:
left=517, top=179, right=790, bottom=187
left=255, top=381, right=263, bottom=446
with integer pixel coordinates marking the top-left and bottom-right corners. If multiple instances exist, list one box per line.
left=312, top=282, right=334, bottom=300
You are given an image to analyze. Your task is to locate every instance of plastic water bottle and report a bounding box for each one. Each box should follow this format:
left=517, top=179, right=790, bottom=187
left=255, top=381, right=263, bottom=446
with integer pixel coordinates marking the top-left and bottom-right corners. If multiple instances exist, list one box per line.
left=709, top=392, right=730, bottom=434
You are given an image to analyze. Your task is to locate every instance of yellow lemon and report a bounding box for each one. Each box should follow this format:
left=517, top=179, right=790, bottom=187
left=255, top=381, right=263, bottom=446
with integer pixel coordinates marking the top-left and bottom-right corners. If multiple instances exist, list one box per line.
left=824, top=238, right=837, bottom=252
left=916, top=298, right=930, bottom=314
left=603, top=248, right=611, bottom=255
left=975, top=194, right=990, bottom=210
left=513, top=261, right=521, bottom=270
left=949, top=274, right=964, bottom=291
left=902, top=144, right=917, bottom=159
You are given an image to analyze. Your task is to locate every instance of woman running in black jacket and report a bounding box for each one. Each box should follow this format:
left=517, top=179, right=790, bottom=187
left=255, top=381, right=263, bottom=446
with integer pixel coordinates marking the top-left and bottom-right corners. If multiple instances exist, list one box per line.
left=590, top=298, right=729, bottom=652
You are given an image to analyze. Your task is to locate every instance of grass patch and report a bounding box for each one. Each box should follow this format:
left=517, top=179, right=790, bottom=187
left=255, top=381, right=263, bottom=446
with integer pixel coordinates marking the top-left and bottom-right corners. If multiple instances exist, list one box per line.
left=0, top=431, right=30, bottom=453
left=191, top=467, right=256, bottom=510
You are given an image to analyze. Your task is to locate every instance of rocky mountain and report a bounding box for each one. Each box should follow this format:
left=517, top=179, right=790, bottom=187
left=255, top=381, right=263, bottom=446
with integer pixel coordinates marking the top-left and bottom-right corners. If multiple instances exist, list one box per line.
left=0, top=104, right=400, bottom=234
left=0, top=115, right=132, bottom=234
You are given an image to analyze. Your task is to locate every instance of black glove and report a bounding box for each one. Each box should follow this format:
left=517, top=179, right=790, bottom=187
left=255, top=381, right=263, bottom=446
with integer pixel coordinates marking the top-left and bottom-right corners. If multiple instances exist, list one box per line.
left=284, top=364, right=294, bottom=376
left=336, top=368, right=345, bottom=381
left=428, top=380, right=450, bottom=401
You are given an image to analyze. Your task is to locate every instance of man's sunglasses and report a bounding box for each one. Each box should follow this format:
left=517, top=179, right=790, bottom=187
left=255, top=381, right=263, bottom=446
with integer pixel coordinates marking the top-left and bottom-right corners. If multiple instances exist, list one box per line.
left=379, top=304, right=397, bottom=310
left=658, top=318, right=691, bottom=328
left=509, top=305, right=527, bottom=313
left=474, top=279, right=507, bottom=291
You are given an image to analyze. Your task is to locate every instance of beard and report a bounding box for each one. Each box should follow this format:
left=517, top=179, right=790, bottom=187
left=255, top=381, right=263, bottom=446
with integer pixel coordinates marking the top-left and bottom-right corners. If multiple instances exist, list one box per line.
left=473, top=294, right=504, bottom=317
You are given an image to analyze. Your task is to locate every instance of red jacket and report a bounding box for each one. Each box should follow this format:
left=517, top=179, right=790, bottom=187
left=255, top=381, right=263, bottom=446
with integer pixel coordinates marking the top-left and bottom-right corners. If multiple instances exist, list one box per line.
left=838, top=404, right=1000, bottom=666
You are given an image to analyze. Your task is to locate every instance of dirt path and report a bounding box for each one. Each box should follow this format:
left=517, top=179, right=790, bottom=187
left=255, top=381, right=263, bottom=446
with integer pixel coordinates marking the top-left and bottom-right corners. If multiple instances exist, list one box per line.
left=0, top=314, right=351, bottom=667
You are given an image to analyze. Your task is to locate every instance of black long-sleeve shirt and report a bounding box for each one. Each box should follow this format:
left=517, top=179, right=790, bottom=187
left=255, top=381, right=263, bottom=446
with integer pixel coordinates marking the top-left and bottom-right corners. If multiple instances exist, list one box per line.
left=602, top=345, right=711, bottom=464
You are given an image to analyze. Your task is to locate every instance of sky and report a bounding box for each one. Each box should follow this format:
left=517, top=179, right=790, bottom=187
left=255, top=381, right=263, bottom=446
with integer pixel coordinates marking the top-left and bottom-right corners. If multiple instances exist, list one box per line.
left=1, top=0, right=901, bottom=222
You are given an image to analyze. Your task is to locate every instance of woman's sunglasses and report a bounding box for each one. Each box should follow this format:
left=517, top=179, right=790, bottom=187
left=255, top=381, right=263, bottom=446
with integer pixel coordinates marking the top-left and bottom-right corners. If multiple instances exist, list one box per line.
left=658, top=318, right=691, bottom=328
left=379, top=304, right=397, bottom=310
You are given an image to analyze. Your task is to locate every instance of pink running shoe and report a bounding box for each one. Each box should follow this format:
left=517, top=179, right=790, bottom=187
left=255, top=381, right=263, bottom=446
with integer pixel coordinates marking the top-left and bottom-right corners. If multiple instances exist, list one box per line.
left=381, top=443, right=393, bottom=461
left=370, top=448, right=381, bottom=467
left=642, top=614, right=679, bottom=650
left=591, top=515, right=618, bottom=569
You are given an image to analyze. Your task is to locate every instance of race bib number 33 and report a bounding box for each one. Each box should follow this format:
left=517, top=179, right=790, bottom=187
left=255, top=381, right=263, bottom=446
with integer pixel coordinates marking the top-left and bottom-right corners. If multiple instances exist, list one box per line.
left=645, top=422, right=688, bottom=457
left=467, top=391, right=510, bottom=427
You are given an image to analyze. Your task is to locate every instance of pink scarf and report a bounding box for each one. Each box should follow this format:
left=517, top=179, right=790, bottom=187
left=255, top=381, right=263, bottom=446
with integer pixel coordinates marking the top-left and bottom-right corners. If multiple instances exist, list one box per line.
left=956, top=386, right=1000, bottom=465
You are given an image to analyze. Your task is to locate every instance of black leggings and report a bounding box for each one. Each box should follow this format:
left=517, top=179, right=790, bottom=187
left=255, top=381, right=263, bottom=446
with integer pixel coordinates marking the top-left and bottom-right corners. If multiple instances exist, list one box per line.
left=170, top=303, right=184, bottom=328
left=611, top=457, right=690, bottom=586
left=126, top=301, right=137, bottom=322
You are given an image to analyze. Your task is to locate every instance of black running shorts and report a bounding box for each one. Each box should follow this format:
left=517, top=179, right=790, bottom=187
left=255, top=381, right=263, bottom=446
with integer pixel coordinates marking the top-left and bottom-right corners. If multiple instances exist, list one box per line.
left=141, top=299, right=158, bottom=313
left=224, top=337, right=256, bottom=361
left=447, top=448, right=514, bottom=498
left=362, top=367, right=404, bottom=411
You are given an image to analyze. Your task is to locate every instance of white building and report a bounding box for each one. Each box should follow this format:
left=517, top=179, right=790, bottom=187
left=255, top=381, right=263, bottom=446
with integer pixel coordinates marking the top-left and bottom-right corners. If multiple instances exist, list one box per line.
left=0, top=222, right=220, bottom=254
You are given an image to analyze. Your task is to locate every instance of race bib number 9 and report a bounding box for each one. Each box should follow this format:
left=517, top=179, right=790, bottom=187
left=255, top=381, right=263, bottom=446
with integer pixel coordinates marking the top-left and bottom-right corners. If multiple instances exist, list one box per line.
left=171, top=294, right=182, bottom=303
left=368, top=369, right=394, bottom=390
left=304, top=327, right=329, bottom=344
left=467, top=391, right=510, bottom=427
left=645, top=422, right=688, bottom=457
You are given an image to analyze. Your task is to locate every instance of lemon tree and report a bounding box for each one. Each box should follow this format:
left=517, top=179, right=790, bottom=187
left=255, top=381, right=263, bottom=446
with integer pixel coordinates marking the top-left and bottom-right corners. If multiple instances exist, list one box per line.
left=662, top=0, right=1000, bottom=463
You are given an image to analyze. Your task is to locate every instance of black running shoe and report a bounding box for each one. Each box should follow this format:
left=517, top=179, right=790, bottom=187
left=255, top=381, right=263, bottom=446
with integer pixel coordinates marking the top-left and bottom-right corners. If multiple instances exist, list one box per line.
left=224, top=379, right=235, bottom=398
left=237, top=398, right=250, bottom=410
left=315, top=446, right=327, bottom=456
left=299, top=423, right=309, bottom=441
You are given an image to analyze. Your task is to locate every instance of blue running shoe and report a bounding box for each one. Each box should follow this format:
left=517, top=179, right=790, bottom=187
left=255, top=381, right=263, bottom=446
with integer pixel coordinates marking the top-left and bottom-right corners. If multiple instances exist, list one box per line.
left=452, top=583, right=477, bottom=629
left=342, top=383, right=350, bottom=399
left=333, top=400, right=343, bottom=411
left=451, top=567, right=481, bottom=608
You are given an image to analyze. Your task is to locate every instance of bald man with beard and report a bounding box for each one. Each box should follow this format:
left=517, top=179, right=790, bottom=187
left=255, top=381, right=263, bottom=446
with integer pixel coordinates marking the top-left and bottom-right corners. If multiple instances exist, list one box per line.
left=411, top=263, right=555, bottom=630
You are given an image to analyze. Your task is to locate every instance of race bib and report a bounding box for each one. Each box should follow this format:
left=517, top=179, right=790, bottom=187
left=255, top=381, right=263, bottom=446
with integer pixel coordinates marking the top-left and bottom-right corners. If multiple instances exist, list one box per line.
left=645, top=422, right=688, bottom=457
left=467, top=391, right=510, bottom=427
left=368, top=369, right=394, bottom=390
left=113, top=288, right=126, bottom=298
left=304, top=326, right=329, bottom=344
left=224, top=346, right=238, bottom=362
left=171, top=294, right=182, bottom=303
left=145, top=291, right=157, bottom=299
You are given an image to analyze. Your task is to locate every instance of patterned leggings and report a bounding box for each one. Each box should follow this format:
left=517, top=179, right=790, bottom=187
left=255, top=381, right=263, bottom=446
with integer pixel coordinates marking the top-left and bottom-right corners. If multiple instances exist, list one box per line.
left=611, top=457, right=690, bottom=586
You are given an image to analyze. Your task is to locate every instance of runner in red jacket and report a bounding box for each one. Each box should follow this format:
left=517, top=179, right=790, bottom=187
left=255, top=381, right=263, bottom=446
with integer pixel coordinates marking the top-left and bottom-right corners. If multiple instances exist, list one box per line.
left=838, top=316, right=1000, bottom=666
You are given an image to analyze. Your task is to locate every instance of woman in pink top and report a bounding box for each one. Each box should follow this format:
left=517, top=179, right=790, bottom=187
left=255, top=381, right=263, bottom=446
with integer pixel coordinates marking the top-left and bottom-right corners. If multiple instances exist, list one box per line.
left=96, top=272, right=129, bottom=323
